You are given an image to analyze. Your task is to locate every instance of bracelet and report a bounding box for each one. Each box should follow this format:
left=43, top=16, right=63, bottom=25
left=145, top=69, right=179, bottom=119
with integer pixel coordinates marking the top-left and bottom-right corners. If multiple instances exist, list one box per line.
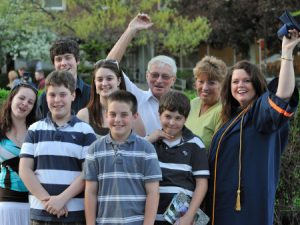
left=281, top=56, right=293, bottom=61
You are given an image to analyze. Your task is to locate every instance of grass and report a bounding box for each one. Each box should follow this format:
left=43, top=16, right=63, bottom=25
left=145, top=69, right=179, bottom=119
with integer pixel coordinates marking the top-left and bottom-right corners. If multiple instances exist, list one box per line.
left=0, top=88, right=9, bottom=99
left=184, top=89, right=197, bottom=100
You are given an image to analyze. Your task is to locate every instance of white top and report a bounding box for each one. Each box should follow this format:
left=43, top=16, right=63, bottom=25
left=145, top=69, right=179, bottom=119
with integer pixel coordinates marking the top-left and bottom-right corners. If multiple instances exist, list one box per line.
left=124, top=74, right=161, bottom=135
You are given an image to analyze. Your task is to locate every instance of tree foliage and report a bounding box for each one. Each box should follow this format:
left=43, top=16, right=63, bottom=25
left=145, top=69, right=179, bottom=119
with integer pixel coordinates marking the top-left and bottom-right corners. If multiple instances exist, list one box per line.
left=169, top=0, right=300, bottom=58
left=0, top=0, right=211, bottom=68
left=0, top=0, right=56, bottom=67
left=52, top=0, right=211, bottom=57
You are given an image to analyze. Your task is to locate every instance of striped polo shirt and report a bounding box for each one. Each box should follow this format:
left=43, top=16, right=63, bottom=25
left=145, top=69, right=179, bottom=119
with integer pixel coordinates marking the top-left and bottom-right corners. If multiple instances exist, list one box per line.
left=83, top=132, right=162, bottom=225
left=20, top=114, right=96, bottom=222
left=153, top=126, right=210, bottom=222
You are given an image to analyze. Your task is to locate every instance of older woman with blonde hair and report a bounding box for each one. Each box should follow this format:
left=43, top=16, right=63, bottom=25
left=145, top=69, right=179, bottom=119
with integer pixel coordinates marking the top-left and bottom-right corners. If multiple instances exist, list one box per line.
left=185, top=56, right=227, bottom=148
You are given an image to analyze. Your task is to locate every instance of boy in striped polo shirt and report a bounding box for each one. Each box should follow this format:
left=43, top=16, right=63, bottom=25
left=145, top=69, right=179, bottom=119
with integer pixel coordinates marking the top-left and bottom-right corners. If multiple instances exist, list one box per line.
left=83, top=90, right=162, bottom=225
left=19, top=71, right=97, bottom=225
left=146, top=90, right=210, bottom=225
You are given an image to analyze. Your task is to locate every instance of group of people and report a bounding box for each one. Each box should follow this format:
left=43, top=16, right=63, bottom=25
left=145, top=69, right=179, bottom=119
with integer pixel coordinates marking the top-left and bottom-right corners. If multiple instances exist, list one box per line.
left=6, top=67, right=46, bottom=91
left=0, top=13, right=299, bottom=225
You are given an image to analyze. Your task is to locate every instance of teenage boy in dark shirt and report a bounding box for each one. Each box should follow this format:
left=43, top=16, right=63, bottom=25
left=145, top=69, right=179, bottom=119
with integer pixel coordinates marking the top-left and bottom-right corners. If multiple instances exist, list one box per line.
left=36, top=38, right=90, bottom=119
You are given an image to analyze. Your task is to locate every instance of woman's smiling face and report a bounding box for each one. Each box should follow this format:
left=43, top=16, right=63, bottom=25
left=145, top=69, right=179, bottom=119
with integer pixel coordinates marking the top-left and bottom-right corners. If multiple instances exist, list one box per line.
left=95, top=67, right=120, bottom=97
left=231, top=69, right=256, bottom=107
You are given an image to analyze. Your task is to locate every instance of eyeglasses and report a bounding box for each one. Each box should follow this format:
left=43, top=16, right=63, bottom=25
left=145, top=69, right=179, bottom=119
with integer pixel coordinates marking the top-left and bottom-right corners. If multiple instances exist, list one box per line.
left=148, top=72, right=173, bottom=80
left=11, top=81, right=38, bottom=95
left=94, top=59, right=120, bottom=71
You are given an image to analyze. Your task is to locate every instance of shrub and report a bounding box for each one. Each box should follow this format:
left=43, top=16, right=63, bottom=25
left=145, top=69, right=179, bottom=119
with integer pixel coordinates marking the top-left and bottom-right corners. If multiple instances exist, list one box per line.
left=274, top=93, right=300, bottom=225
left=0, top=89, right=9, bottom=105
left=184, top=89, right=197, bottom=100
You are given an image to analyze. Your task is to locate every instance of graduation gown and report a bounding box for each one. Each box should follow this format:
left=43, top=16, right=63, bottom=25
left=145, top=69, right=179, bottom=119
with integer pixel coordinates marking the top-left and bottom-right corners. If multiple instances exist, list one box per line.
left=207, top=89, right=299, bottom=225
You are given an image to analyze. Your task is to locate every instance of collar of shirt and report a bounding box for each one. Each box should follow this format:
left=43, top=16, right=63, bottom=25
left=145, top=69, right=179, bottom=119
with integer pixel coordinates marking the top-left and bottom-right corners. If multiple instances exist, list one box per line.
left=105, top=131, right=137, bottom=145
left=146, top=89, right=159, bottom=102
left=159, top=126, right=195, bottom=146
left=76, top=77, right=84, bottom=94
left=45, top=112, right=77, bottom=127
left=181, top=126, right=196, bottom=142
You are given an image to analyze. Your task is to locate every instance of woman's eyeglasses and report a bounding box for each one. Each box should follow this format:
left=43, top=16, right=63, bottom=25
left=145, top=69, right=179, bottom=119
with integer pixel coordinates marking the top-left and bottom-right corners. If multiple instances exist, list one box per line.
left=94, top=59, right=120, bottom=71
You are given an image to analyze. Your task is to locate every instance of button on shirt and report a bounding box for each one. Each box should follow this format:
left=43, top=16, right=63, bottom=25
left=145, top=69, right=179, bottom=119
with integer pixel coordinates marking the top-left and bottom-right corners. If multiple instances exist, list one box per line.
left=124, top=74, right=161, bottom=135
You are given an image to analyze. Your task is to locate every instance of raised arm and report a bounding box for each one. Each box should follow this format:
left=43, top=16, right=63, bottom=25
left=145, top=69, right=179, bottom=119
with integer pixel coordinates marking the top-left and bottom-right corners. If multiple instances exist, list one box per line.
left=277, top=29, right=300, bottom=99
left=106, top=13, right=153, bottom=62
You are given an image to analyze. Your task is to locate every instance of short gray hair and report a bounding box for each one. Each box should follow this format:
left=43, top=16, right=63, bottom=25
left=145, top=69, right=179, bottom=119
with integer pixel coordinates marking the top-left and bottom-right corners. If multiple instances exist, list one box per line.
left=147, top=55, right=177, bottom=76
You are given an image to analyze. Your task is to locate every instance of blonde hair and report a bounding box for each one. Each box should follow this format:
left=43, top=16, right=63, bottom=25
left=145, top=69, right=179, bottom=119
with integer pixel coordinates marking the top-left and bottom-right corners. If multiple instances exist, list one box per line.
left=8, top=70, right=18, bottom=82
left=193, top=56, right=227, bottom=83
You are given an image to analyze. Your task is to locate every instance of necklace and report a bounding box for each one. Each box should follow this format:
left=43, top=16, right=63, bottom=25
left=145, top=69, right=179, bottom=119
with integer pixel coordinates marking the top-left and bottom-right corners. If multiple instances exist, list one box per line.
left=6, top=130, right=25, bottom=147
left=13, top=136, right=25, bottom=147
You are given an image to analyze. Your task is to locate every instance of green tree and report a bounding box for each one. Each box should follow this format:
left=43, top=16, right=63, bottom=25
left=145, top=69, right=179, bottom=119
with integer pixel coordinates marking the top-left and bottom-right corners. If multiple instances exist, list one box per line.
left=34, top=0, right=211, bottom=59
left=1, top=0, right=211, bottom=72
left=0, top=0, right=56, bottom=70
left=169, top=0, right=300, bottom=58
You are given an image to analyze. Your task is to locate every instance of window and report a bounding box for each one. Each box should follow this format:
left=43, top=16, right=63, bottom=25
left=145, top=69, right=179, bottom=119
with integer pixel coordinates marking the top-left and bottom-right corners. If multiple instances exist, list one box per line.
left=43, top=0, right=66, bottom=11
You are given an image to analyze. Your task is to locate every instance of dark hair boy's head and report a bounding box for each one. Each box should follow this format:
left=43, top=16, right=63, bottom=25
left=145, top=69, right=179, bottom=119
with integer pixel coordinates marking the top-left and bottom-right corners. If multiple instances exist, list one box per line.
left=45, top=70, right=76, bottom=93
left=50, top=37, right=80, bottom=64
left=107, top=90, right=137, bottom=114
left=159, top=91, right=191, bottom=118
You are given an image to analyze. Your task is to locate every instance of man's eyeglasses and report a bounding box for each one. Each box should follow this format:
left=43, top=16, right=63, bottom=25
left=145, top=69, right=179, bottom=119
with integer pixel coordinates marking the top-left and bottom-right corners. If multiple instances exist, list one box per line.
left=148, top=72, right=173, bottom=80
left=94, top=59, right=120, bottom=71
left=11, top=81, right=38, bottom=95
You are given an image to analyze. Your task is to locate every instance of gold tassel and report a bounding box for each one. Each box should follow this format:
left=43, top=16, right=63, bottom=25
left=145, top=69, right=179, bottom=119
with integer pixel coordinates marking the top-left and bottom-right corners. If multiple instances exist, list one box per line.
left=235, top=189, right=241, bottom=211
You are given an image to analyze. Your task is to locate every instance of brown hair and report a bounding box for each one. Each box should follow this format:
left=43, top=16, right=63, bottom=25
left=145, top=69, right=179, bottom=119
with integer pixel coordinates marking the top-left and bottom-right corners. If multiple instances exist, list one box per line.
left=45, top=70, right=76, bottom=93
left=107, top=90, right=137, bottom=114
left=159, top=90, right=190, bottom=118
left=50, top=37, right=80, bottom=63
